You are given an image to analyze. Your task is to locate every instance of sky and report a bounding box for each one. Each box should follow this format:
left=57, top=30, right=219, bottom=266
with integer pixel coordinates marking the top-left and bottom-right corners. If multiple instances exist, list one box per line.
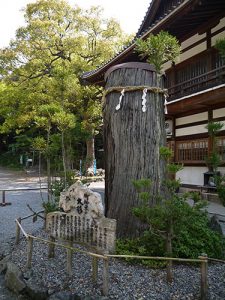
left=0, top=0, right=150, bottom=48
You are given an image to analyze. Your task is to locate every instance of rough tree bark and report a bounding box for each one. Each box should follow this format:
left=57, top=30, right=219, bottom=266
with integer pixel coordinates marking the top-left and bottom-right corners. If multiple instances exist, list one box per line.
left=86, top=135, right=95, bottom=169
left=103, top=62, right=166, bottom=237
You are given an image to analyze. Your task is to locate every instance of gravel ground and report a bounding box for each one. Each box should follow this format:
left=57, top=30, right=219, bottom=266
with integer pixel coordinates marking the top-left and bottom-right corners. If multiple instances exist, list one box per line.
left=0, top=168, right=47, bottom=299
left=1, top=169, right=225, bottom=299
left=0, top=274, right=16, bottom=300
left=10, top=229, right=225, bottom=300
left=0, top=190, right=47, bottom=242
left=0, top=167, right=48, bottom=242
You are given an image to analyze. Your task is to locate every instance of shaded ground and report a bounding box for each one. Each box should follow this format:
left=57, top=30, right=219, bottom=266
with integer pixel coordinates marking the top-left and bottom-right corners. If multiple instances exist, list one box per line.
left=0, top=167, right=47, bottom=242
left=0, top=167, right=224, bottom=299
left=0, top=167, right=48, bottom=300
left=0, top=274, right=16, bottom=300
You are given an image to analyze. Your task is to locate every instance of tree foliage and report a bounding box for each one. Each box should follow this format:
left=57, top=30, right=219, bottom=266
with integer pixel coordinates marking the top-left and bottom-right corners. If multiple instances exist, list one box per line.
left=117, top=147, right=225, bottom=277
left=135, top=31, right=181, bottom=74
left=215, top=38, right=225, bottom=58
left=0, top=0, right=130, bottom=175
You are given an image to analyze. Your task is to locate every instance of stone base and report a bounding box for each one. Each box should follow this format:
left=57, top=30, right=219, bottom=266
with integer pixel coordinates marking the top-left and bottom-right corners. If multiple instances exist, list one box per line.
left=179, top=186, right=222, bottom=205
left=201, top=192, right=222, bottom=204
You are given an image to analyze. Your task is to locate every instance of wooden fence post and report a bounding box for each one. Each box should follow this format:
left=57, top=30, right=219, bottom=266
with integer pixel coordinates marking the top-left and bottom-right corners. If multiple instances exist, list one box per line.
left=199, top=255, right=208, bottom=300
left=26, top=236, right=33, bottom=269
left=166, top=259, right=173, bottom=283
left=0, top=190, right=11, bottom=206
left=102, top=257, right=109, bottom=296
left=2, top=190, right=5, bottom=205
left=92, top=257, right=99, bottom=284
left=66, top=241, right=73, bottom=276
left=15, top=218, right=21, bottom=245
left=48, top=236, right=55, bottom=258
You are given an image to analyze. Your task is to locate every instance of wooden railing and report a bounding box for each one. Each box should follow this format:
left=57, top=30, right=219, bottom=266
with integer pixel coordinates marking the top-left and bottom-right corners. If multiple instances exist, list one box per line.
left=166, top=50, right=225, bottom=101
left=176, top=139, right=209, bottom=163
left=217, top=136, right=225, bottom=161
left=170, top=137, right=225, bottom=164
left=167, top=65, right=225, bottom=100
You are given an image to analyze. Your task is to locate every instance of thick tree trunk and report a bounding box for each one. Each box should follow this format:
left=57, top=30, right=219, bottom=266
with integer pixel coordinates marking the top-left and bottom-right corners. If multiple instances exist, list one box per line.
left=86, top=135, right=95, bottom=169
left=103, top=62, right=166, bottom=237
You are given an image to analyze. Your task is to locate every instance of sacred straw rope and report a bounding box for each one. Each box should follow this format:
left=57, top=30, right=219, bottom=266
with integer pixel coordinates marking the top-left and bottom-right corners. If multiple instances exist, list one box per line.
left=102, top=85, right=168, bottom=105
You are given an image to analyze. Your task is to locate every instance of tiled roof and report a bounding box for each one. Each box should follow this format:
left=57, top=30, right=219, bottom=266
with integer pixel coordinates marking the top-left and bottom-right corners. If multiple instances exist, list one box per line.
left=81, top=0, right=189, bottom=82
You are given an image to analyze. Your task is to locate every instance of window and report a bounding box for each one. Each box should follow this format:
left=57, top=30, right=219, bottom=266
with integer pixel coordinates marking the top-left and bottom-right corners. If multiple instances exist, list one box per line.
left=176, top=139, right=208, bottom=163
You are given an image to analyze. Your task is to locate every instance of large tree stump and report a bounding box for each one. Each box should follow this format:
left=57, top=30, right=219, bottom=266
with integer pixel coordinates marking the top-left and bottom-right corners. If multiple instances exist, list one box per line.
left=103, top=62, right=166, bottom=237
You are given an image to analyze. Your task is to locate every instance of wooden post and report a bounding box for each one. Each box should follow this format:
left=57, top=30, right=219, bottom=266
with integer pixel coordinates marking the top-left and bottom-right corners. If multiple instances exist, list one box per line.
left=2, top=190, right=5, bottom=205
left=102, top=257, right=109, bottom=296
left=199, top=255, right=208, bottom=300
left=15, top=218, right=21, bottom=245
left=26, top=236, right=33, bottom=269
left=66, top=241, right=73, bottom=276
left=92, top=256, right=99, bottom=284
left=166, top=260, right=173, bottom=283
left=0, top=190, right=11, bottom=206
left=48, top=236, right=55, bottom=258
left=166, top=227, right=173, bottom=283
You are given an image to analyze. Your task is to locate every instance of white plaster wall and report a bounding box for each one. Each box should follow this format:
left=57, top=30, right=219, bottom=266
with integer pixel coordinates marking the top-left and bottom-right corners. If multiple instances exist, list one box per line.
left=219, top=120, right=225, bottom=129
left=213, top=108, right=225, bottom=119
left=179, top=43, right=206, bottom=63
left=176, top=166, right=208, bottom=185
left=176, top=124, right=207, bottom=137
left=218, top=167, right=225, bottom=177
left=181, top=33, right=206, bottom=50
left=176, top=112, right=208, bottom=126
left=162, top=61, right=172, bottom=72
left=212, top=31, right=225, bottom=46
left=211, top=17, right=225, bottom=34
left=177, top=166, right=225, bottom=185
left=163, top=17, right=225, bottom=72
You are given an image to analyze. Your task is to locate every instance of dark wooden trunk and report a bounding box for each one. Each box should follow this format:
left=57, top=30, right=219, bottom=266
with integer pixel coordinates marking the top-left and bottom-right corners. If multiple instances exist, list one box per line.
left=86, top=135, right=95, bottom=169
left=103, top=63, right=166, bottom=237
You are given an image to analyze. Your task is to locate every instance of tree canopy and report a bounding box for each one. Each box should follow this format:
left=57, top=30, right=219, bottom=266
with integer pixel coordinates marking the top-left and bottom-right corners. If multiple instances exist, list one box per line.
left=0, top=0, right=130, bottom=174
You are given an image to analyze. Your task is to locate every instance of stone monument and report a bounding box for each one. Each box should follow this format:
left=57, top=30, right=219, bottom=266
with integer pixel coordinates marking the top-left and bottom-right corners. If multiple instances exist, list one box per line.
left=46, top=182, right=116, bottom=254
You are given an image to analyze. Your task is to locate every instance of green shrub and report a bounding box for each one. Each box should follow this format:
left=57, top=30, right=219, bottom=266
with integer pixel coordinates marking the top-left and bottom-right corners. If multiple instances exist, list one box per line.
left=215, top=175, right=225, bottom=206
left=42, top=200, right=59, bottom=213
left=0, top=152, right=22, bottom=169
left=117, top=210, right=225, bottom=262
left=126, top=146, right=225, bottom=264
left=172, top=210, right=225, bottom=259
left=116, top=234, right=166, bottom=267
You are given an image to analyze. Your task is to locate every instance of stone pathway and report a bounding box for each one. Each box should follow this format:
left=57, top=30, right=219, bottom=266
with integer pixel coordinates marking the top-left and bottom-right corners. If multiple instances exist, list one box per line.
left=0, top=168, right=47, bottom=242
left=0, top=167, right=47, bottom=299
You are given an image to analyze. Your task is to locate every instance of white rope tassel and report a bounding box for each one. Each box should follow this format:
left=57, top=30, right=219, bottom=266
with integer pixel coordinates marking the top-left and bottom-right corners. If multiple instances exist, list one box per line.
left=142, top=88, right=148, bottom=112
left=115, top=89, right=125, bottom=111
left=164, top=96, right=168, bottom=114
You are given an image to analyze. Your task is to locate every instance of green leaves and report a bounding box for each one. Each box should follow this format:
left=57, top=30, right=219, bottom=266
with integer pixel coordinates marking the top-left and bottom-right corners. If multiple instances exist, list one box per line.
left=131, top=146, right=225, bottom=260
left=135, top=31, right=181, bottom=74
left=206, top=121, right=224, bottom=136
left=215, top=38, right=225, bottom=58
left=32, top=136, right=47, bottom=152
left=159, top=146, right=173, bottom=161
left=132, top=178, right=151, bottom=193
left=205, top=121, right=224, bottom=172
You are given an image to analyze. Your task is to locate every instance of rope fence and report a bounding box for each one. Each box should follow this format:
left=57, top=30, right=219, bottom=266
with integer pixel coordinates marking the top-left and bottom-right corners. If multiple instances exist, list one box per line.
left=15, top=215, right=225, bottom=299
left=0, top=187, right=47, bottom=206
